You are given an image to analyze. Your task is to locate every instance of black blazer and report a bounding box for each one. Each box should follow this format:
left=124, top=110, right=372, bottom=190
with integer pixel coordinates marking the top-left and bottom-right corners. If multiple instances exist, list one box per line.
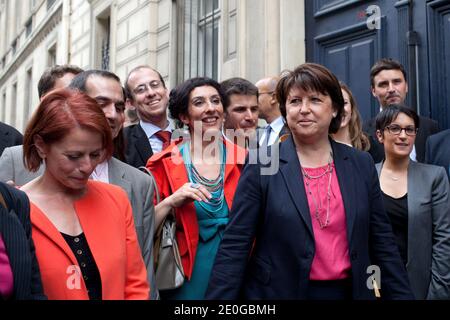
left=0, top=182, right=46, bottom=300
left=363, top=115, right=439, bottom=163
left=0, top=121, right=23, bottom=156
left=426, top=129, right=450, bottom=181
left=206, top=137, right=413, bottom=300
left=123, top=123, right=154, bottom=168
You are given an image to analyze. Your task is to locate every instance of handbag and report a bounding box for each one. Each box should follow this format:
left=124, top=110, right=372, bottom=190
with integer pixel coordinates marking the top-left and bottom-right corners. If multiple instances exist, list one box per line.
left=139, top=167, right=185, bottom=290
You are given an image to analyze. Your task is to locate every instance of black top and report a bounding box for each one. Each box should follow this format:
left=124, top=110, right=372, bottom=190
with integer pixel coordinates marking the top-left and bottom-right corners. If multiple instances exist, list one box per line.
left=382, top=192, right=408, bottom=266
left=61, top=232, right=102, bottom=300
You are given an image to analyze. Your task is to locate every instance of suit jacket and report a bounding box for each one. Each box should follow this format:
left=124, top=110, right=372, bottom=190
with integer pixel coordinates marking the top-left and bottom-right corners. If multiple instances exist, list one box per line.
left=363, top=115, right=439, bottom=163
left=147, top=138, right=246, bottom=279
left=30, top=181, right=149, bottom=299
left=376, top=161, right=450, bottom=299
left=0, top=147, right=158, bottom=299
left=124, top=123, right=154, bottom=168
left=0, top=182, right=46, bottom=300
left=0, top=122, right=22, bottom=157
left=425, top=129, right=450, bottom=181
left=206, top=137, right=413, bottom=300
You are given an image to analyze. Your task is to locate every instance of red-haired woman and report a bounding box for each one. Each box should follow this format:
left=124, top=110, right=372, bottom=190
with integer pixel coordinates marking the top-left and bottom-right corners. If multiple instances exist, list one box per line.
left=20, top=88, right=149, bottom=300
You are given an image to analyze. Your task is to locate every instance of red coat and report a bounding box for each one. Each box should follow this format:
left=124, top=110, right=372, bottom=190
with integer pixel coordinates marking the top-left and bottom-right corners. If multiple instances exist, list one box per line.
left=30, top=181, right=150, bottom=300
left=146, top=139, right=246, bottom=278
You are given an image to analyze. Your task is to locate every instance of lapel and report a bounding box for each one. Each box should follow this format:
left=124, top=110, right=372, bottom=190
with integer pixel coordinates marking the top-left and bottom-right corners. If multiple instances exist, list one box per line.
left=331, top=140, right=357, bottom=243
left=30, top=203, right=78, bottom=266
left=133, top=124, right=154, bottom=165
left=278, top=136, right=314, bottom=238
left=107, top=158, right=132, bottom=196
left=0, top=208, right=31, bottom=299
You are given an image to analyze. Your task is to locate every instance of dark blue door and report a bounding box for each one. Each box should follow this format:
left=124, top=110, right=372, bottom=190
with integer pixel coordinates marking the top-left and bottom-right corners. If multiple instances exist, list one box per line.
left=305, top=0, right=450, bottom=129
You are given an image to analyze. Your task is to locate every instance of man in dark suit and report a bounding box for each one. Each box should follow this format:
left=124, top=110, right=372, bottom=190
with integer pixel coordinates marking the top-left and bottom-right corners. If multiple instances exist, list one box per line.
left=124, top=66, right=172, bottom=168
left=0, top=122, right=22, bottom=156
left=426, top=129, right=450, bottom=181
left=255, top=76, right=289, bottom=147
left=363, top=58, right=439, bottom=163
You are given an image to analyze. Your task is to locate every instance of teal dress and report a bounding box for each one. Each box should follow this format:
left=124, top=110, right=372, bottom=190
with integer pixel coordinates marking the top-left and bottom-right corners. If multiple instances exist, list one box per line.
left=165, top=142, right=228, bottom=300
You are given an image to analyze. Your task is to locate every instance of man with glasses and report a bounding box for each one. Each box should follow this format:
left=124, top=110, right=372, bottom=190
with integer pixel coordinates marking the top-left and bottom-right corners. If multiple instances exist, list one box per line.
left=124, top=66, right=172, bottom=168
left=255, top=76, right=289, bottom=147
left=363, top=58, right=439, bottom=163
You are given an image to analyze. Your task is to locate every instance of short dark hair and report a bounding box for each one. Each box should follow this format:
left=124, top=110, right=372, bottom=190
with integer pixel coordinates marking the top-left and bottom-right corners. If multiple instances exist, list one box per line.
left=124, top=66, right=166, bottom=101
left=375, top=104, right=420, bottom=132
left=370, top=58, right=407, bottom=87
left=169, top=77, right=227, bottom=128
left=68, top=69, right=126, bottom=162
left=276, top=63, right=344, bottom=134
left=220, top=77, right=258, bottom=110
left=38, top=65, right=83, bottom=98
left=68, top=69, right=122, bottom=94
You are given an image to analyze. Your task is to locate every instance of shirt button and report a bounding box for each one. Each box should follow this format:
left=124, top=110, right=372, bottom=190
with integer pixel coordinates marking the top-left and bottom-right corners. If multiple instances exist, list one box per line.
left=81, top=262, right=86, bottom=268
left=74, top=237, right=80, bottom=243
left=77, top=249, right=83, bottom=255
left=84, top=275, right=88, bottom=281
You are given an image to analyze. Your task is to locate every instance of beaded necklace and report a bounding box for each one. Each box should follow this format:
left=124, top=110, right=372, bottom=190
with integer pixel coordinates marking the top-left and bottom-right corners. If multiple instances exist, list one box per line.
left=301, top=152, right=334, bottom=229
left=181, top=142, right=226, bottom=215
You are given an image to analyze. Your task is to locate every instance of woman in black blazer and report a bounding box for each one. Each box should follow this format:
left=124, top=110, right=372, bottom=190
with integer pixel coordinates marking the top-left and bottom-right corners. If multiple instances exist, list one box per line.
left=206, top=63, right=414, bottom=300
left=0, top=181, right=46, bottom=300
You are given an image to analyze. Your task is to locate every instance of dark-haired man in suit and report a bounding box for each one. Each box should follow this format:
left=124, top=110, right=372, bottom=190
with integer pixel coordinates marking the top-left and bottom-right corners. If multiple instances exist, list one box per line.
left=124, top=66, right=172, bottom=168
left=363, top=58, right=439, bottom=163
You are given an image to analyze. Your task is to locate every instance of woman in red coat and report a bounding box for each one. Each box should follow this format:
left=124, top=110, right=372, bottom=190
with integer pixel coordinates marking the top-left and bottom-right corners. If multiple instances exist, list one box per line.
left=147, top=77, right=246, bottom=299
left=21, top=89, right=149, bottom=300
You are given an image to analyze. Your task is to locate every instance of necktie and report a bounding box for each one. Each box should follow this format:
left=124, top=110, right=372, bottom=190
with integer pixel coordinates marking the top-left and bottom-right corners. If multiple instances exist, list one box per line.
left=154, top=130, right=172, bottom=150
left=263, top=125, right=272, bottom=146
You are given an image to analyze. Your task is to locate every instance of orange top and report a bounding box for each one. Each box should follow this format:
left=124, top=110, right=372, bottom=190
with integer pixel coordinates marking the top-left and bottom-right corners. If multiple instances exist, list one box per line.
left=147, top=138, right=246, bottom=279
left=30, top=181, right=149, bottom=300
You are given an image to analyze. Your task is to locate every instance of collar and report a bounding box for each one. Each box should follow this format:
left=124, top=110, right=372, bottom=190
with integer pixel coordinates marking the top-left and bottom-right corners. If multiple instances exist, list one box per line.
left=139, top=120, right=173, bottom=139
left=91, top=160, right=109, bottom=183
left=268, top=116, right=285, bottom=134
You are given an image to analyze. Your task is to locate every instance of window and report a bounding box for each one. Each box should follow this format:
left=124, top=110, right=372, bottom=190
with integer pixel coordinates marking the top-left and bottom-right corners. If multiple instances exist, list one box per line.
left=95, top=10, right=111, bottom=70
left=1, top=90, right=6, bottom=122
left=180, top=0, right=220, bottom=81
left=47, top=0, right=56, bottom=11
left=11, top=82, right=17, bottom=126
left=11, top=39, right=17, bottom=55
left=24, top=68, right=33, bottom=129
left=26, top=18, right=33, bottom=37
left=47, top=43, right=56, bottom=67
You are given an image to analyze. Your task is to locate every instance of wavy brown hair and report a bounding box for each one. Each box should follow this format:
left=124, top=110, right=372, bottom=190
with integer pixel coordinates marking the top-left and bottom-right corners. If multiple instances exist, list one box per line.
left=340, top=82, right=370, bottom=151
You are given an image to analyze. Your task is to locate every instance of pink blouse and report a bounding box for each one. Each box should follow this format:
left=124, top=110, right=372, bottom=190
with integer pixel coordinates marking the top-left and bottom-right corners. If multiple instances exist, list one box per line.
left=0, top=234, right=14, bottom=299
left=301, top=163, right=351, bottom=280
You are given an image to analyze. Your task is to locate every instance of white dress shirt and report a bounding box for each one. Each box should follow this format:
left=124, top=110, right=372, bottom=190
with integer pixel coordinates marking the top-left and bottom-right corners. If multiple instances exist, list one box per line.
left=259, top=116, right=286, bottom=146
left=90, top=160, right=109, bottom=183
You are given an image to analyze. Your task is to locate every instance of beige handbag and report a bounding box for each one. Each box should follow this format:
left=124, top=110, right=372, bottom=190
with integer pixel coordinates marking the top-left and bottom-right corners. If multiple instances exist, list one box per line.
left=139, top=167, right=185, bottom=290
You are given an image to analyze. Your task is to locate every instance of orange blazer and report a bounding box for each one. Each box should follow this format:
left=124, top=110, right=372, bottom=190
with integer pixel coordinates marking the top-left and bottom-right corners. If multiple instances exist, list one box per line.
left=146, top=138, right=246, bottom=279
left=30, top=181, right=149, bottom=300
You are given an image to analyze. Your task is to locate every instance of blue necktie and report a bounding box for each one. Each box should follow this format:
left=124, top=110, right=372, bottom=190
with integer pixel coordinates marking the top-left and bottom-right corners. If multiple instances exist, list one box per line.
left=263, top=125, right=272, bottom=146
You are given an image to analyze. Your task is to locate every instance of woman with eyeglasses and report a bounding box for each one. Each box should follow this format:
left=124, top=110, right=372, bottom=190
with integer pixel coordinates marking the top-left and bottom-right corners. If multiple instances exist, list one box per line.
left=375, top=104, right=450, bottom=299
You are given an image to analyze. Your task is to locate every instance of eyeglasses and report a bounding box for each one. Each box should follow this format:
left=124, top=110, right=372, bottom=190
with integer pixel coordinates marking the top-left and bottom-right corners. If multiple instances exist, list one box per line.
left=384, top=125, right=418, bottom=136
left=258, top=91, right=274, bottom=96
left=133, top=80, right=163, bottom=95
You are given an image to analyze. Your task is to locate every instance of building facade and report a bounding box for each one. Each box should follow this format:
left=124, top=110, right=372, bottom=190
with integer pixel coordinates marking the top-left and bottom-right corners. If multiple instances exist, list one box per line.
left=0, top=0, right=306, bottom=132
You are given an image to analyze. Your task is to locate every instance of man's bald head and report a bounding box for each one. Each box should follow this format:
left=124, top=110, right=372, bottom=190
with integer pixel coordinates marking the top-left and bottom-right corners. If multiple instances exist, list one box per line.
left=255, top=76, right=280, bottom=123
